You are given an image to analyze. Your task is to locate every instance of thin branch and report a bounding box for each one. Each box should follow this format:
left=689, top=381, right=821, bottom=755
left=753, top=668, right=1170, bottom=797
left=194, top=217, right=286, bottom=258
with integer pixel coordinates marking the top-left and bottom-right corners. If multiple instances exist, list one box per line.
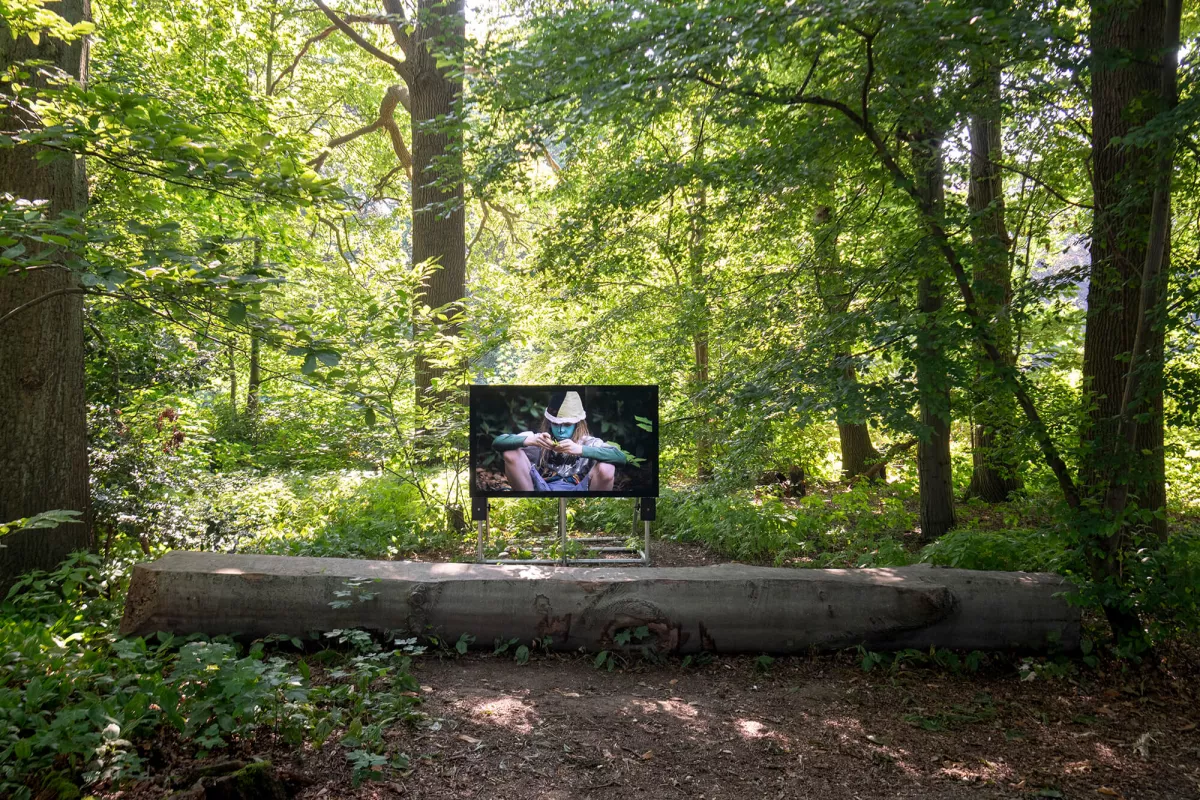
left=860, top=30, right=875, bottom=128
left=538, top=143, right=561, bottom=173
left=466, top=202, right=490, bottom=263
left=850, top=438, right=918, bottom=486
left=0, top=286, right=95, bottom=326
left=270, top=24, right=337, bottom=94
left=995, top=159, right=1092, bottom=209
left=311, top=0, right=408, bottom=77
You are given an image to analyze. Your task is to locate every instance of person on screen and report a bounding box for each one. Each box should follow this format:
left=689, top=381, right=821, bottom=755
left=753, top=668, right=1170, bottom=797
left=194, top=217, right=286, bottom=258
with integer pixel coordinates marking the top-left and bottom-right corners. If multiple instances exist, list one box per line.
left=491, top=391, right=628, bottom=492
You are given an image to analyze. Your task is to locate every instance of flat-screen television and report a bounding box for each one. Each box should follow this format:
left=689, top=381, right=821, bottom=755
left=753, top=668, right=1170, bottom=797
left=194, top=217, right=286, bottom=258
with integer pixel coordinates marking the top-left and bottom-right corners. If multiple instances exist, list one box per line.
left=469, top=385, right=659, bottom=498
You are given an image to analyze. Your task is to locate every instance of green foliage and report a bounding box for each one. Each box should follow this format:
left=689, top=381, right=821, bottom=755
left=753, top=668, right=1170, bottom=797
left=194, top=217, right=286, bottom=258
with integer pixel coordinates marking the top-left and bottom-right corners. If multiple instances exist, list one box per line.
left=0, top=509, right=82, bottom=538
left=918, top=526, right=1069, bottom=573
left=857, top=644, right=987, bottom=675
left=0, top=554, right=426, bottom=798
left=903, top=693, right=997, bottom=732
left=652, top=484, right=916, bottom=566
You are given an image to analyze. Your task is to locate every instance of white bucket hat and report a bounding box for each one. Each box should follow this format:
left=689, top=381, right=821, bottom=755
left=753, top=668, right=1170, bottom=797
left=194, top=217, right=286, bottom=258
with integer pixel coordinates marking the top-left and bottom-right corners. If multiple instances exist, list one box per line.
left=544, top=391, right=586, bottom=424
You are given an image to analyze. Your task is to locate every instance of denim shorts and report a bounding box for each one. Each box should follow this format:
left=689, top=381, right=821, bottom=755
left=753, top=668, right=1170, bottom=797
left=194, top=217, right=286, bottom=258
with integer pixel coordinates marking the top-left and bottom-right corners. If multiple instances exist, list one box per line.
left=529, top=465, right=591, bottom=492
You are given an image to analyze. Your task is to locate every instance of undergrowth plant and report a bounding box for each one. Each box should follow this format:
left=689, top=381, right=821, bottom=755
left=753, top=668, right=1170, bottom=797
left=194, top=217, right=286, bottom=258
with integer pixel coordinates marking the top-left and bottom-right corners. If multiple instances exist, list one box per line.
left=0, top=554, right=427, bottom=799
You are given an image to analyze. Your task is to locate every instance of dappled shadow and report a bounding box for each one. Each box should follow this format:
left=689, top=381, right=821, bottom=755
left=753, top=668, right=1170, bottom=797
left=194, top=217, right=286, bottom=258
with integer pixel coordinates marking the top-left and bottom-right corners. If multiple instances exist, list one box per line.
left=342, top=654, right=1195, bottom=800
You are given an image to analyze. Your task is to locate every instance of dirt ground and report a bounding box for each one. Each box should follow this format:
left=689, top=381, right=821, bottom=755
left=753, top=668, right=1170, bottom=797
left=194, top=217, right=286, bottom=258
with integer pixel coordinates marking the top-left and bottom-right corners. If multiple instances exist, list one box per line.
left=118, top=650, right=1200, bottom=800
left=111, top=536, right=1200, bottom=800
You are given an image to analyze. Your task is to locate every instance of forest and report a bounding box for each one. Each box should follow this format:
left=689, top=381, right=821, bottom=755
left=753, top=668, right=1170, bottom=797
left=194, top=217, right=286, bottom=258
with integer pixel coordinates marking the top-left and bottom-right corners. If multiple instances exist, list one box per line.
left=0, top=0, right=1198, bottom=797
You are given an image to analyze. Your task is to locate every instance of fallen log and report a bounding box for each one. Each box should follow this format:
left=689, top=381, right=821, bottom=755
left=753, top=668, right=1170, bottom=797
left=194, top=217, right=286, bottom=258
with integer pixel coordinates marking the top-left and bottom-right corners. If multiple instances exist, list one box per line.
left=120, top=552, right=1079, bottom=653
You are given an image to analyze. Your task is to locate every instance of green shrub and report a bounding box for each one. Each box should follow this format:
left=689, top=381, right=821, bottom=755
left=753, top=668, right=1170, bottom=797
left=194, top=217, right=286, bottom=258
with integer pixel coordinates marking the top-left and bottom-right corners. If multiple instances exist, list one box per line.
left=918, top=526, right=1069, bottom=573
left=651, top=483, right=916, bottom=566
left=0, top=554, right=424, bottom=798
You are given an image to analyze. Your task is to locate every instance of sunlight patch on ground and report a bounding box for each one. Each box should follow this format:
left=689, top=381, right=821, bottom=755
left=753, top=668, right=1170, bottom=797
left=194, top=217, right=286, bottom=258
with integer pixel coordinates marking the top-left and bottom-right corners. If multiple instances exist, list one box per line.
left=630, top=698, right=700, bottom=722
left=736, top=718, right=767, bottom=738
left=469, top=696, right=538, bottom=733
left=937, top=757, right=1015, bottom=785
left=1092, top=741, right=1123, bottom=768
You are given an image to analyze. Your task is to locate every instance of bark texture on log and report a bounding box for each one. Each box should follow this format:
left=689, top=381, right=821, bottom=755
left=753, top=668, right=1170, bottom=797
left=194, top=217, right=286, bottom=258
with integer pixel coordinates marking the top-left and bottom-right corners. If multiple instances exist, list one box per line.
left=121, top=552, right=1080, bottom=653
left=0, top=1, right=93, bottom=591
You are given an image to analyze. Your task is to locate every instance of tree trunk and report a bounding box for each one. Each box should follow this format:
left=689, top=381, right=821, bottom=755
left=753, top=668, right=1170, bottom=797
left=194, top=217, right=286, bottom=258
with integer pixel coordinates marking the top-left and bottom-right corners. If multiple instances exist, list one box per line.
left=1083, top=0, right=1168, bottom=537
left=813, top=206, right=883, bottom=480
left=965, top=57, right=1022, bottom=503
left=228, top=342, right=238, bottom=420
left=246, top=242, right=262, bottom=415
left=688, top=180, right=712, bottom=481
left=0, top=1, right=92, bottom=591
left=411, top=0, right=466, bottom=411
left=247, top=334, right=261, bottom=413
left=911, top=132, right=956, bottom=542
left=837, top=383, right=882, bottom=479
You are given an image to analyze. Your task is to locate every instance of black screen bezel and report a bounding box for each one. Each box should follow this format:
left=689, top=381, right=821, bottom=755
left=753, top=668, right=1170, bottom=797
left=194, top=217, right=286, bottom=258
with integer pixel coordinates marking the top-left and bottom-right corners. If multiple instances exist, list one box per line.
left=468, top=384, right=659, bottom=499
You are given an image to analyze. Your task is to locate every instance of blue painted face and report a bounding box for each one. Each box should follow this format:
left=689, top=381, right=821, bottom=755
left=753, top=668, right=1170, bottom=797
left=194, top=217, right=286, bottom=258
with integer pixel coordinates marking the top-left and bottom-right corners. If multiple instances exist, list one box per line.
left=550, top=422, right=576, bottom=440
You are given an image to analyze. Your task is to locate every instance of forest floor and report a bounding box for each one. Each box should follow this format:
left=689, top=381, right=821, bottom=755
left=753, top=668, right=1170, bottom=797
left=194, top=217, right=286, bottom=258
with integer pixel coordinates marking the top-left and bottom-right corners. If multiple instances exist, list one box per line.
left=106, top=537, right=1200, bottom=800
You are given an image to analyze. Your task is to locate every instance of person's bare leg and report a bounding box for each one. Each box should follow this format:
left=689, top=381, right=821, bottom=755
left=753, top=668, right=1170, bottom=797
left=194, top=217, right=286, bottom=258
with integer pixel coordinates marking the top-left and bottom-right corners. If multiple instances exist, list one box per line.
left=503, top=449, right=534, bottom=491
left=589, top=462, right=615, bottom=491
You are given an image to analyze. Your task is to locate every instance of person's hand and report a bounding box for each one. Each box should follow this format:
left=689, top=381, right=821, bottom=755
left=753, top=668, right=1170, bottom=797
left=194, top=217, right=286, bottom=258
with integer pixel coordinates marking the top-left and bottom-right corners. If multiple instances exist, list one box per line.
left=555, top=439, right=583, bottom=456
left=525, top=432, right=555, bottom=450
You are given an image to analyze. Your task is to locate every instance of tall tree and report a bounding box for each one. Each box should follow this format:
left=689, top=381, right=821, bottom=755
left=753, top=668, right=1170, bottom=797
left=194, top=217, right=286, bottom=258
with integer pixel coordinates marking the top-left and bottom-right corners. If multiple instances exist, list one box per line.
left=313, top=0, right=466, bottom=409
left=0, top=0, right=92, bottom=588
left=246, top=239, right=264, bottom=415
left=911, top=129, right=957, bottom=541
left=965, top=57, right=1022, bottom=502
left=687, top=109, right=713, bottom=481
left=1082, top=0, right=1171, bottom=536
left=812, top=204, right=884, bottom=480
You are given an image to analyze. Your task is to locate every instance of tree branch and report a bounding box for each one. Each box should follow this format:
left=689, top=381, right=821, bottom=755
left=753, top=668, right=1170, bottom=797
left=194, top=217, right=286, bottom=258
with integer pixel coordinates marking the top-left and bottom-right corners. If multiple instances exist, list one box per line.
left=0, top=286, right=96, bottom=326
left=310, top=84, right=411, bottom=174
left=850, top=438, right=917, bottom=486
left=270, top=24, right=337, bottom=94
left=466, top=202, right=490, bottom=263
left=311, top=0, right=410, bottom=79
left=380, top=0, right=415, bottom=59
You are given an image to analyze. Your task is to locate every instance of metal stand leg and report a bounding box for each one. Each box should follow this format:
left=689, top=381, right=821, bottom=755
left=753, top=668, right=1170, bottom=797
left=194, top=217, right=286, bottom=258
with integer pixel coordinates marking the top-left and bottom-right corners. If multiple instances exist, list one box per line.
left=477, top=519, right=486, bottom=563
left=558, top=498, right=568, bottom=566
left=644, top=520, right=651, bottom=565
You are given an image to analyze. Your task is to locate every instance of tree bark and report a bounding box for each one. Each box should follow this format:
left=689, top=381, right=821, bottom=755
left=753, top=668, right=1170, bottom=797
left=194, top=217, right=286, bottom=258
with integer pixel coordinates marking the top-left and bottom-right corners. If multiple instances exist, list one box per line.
left=911, top=131, right=956, bottom=542
left=247, top=334, right=261, bottom=413
left=812, top=206, right=883, bottom=480
left=688, top=177, right=712, bottom=481
left=228, top=342, right=239, bottom=419
left=965, top=57, right=1022, bottom=503
left=1083, top=0, right=1169, bottom=537
left=246, top=242, right=262, bottom=415
left=410, top=0, right=466, bottom=411
left=312, top=0, right=466, bottom=413
left=838, top=397, right=882, bottom=479
left=0, top=1, right=93, bottom=590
